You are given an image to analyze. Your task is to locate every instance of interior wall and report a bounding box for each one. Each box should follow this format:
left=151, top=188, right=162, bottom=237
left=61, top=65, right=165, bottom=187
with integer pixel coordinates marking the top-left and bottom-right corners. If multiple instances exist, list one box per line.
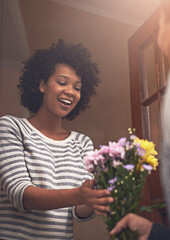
left=1, top=0, right=138, bottom=239
left=0, top=0, right=29, bottom=118
left=0, top=61, right=25, bottom=117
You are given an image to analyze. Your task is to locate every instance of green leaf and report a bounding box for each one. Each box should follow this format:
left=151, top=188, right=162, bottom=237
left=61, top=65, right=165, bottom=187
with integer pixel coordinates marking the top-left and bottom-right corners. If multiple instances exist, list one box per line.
left=140, top=202, right=166, bottom=213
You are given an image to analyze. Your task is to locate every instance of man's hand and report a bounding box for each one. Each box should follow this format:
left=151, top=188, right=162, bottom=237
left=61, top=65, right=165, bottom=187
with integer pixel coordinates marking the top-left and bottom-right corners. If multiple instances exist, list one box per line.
left=79, top=179, right=114, bottom=215
left=110, top=213, right=153, bottom=240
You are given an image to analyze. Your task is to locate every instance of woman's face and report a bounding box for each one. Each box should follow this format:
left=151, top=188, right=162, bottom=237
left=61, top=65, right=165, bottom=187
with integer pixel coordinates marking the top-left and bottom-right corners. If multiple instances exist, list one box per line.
left=39, top=64, right=81, bottom=118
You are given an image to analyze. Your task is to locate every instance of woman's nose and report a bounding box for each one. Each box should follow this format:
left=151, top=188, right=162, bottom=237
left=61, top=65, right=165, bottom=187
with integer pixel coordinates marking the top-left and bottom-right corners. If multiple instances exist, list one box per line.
left=64, top=85, right=74, bottom=96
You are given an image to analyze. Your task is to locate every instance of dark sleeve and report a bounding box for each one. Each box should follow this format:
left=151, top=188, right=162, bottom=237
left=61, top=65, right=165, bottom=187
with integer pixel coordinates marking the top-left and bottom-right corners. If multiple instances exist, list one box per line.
left=148, top=223, right=170, bottom=240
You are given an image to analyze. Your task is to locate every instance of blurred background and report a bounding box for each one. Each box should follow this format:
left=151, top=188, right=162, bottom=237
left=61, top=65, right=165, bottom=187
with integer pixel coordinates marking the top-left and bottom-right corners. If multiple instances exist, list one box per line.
left=0, top=0, right=162, bottom=239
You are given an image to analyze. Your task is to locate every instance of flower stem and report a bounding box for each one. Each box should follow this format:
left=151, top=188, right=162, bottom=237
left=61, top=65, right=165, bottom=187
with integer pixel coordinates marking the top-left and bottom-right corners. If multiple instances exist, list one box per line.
left=99, top=171, right=108, bottom=189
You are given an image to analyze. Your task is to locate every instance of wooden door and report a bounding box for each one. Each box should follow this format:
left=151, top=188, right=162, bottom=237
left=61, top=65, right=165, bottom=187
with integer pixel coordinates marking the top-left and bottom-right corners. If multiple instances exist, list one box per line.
left=128, top=7, right=169, bottom=225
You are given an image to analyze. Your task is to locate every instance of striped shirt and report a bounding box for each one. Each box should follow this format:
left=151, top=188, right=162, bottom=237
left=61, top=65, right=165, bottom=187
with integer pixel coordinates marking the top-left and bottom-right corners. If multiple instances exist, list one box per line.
left=0, top=115, right=94, bottom=240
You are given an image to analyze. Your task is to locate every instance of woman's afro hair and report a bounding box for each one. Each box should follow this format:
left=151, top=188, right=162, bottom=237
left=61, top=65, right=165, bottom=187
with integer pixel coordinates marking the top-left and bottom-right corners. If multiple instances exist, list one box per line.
left=17, top=39, right=100, bottom=120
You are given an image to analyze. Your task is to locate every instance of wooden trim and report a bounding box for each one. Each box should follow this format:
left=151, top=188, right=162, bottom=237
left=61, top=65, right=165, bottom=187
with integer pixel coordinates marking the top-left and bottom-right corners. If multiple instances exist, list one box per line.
left=141, top=93, right=158, bottom=106
left=128, top=7, right=160, bottom=138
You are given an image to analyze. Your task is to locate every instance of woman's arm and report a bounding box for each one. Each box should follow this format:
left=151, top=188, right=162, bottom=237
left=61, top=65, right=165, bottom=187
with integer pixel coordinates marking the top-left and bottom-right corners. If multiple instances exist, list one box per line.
left=23, top=179, right=113, bottom=213
left=0, top=117, right=113, bottom=214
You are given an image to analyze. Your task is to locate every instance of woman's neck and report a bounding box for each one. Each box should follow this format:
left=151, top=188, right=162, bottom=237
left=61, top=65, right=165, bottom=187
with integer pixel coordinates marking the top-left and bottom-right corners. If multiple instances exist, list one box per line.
left=27, top=110, right=70, bottom=141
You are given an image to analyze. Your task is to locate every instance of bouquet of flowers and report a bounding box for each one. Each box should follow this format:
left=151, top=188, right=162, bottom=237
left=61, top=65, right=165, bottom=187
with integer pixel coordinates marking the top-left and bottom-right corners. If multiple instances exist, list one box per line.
left=84, top=129, right=158, bottom=240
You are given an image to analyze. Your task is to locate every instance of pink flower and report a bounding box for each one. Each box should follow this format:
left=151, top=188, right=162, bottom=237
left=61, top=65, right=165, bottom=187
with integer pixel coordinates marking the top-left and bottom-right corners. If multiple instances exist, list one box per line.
left=135, top=143, right=145, bottom=157
left=130, top=135, right=137, bottom=140
left=124, top=164, right=134, bottom=171
left=113, top=160, right=122, bottom=168
left=107, top=185, right=116, bottom=191
left=99, top=145, right=110, bottom=155
left=109, top=141, right=125, bottom=159
left=85, top=161, right=94, bottom=172
left=143, top=164, right=153, bottom=173
left=108, top=177, right=117, bottom=185
left=118, top=137, right=127, bottom=146
left=84, top=149, right=105, bottom=172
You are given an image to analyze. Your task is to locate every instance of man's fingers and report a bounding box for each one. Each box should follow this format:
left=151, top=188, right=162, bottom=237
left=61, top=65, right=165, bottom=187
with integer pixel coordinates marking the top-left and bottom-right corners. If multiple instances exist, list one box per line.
left=110, top=217, right=128, bottom=235
left=110, top=223, right=124, bottom=235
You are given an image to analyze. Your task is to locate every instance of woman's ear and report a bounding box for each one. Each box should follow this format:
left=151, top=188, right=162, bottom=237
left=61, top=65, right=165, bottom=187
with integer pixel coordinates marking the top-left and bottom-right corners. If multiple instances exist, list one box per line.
left=39, top=79, right=45, bottom=93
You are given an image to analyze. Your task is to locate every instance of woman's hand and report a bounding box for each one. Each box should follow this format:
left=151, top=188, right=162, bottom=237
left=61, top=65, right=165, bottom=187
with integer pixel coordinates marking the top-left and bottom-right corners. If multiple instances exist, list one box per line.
left=79, top=179, right=114, bottom=215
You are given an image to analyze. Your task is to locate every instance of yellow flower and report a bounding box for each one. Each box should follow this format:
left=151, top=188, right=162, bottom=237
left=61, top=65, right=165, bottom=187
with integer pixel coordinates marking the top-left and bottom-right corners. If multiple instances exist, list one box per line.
left=135, top=138, right=157, bottom=156
left=134, top=138, right=158, bottom=171
left=145, top=155, right=158, bottom=170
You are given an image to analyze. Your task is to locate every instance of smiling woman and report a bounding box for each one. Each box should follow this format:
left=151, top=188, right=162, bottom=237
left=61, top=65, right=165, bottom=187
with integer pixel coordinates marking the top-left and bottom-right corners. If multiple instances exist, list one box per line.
left=0, top=39, right=114, bottom=239
left=38, top=64, right=82, bottom=122
left=17, top=39, right=100, bottom=120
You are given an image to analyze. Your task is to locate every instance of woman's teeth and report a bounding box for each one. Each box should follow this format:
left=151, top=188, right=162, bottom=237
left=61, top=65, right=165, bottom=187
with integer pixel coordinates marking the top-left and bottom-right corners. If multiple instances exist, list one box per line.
left=59, top=99, right=72, bottom=105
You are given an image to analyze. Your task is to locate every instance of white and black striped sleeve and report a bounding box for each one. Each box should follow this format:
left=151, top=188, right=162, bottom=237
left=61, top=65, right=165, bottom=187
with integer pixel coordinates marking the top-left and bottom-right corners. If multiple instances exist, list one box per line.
left=0, top=116, right=34, bottom=212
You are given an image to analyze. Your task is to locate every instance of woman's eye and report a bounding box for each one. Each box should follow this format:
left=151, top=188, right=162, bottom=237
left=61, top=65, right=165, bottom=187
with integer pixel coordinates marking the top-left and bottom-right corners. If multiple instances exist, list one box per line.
left=57, top=81, right=66, bottom=86
left=75, top=87, right=81, bottom=91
